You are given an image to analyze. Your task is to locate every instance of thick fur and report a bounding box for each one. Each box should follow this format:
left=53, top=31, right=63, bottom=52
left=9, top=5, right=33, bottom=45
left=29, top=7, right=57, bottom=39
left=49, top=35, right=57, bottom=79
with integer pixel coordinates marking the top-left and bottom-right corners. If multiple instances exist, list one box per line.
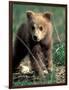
left=13, top=11, right=53, bottom=76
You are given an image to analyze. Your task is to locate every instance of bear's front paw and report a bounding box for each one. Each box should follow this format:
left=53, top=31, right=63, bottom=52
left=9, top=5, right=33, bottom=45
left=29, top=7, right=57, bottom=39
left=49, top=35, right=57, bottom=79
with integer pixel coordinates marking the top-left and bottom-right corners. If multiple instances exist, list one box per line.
left=19, top=65, right=31, bottom=74
left=48, top=66, right=53, bottom=72
left=43, top=69, right=48, bottom=75
left=18, top=55, right=32, bottom=74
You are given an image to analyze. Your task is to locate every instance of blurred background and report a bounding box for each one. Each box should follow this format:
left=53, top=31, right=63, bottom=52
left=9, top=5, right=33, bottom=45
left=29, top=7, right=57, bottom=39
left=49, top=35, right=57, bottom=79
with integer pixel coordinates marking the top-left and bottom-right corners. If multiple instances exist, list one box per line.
left=12, top=3, right=66, bottom=86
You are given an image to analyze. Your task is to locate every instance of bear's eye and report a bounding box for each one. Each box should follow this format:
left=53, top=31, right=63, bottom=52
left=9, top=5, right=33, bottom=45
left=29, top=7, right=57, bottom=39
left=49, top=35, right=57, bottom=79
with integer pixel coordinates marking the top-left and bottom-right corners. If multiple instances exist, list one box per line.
left=39, top=26, right=43, bottom=31
left=31, top=25, right=35, bottom=30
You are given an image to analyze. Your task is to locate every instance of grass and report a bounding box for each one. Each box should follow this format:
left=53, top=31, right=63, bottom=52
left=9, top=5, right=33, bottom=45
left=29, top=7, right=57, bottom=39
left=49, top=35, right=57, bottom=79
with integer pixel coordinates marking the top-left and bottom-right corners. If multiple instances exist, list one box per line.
left=53, top=42, right=65, bottom=66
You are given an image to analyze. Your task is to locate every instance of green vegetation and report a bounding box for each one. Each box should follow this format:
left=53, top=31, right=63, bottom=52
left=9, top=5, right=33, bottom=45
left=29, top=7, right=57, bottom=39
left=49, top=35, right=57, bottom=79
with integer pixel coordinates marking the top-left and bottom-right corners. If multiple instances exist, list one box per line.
left=12, top=3, right=66, bottom=87
left=53, top=43, right=65, bottom=66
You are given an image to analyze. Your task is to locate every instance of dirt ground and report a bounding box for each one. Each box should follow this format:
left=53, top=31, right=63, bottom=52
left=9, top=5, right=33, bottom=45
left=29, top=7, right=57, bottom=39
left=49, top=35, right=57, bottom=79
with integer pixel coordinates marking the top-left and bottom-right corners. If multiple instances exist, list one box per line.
left=13, top=66, right=66, bottom=87
left=55, top=66, right=66, bottom=83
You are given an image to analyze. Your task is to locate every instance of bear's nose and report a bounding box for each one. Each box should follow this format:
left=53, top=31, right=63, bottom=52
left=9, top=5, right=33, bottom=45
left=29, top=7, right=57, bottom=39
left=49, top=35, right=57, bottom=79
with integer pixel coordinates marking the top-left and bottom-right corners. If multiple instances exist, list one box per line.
left=33, top=35, right=37, bottom=41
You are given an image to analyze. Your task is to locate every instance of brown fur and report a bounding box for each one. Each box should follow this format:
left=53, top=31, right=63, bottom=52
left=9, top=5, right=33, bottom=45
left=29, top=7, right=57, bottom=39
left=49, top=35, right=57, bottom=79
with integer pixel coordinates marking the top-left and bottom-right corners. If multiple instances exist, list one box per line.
left=27, top=11, right=53, bottom=73
left=13, top=11, right=53, bottom=77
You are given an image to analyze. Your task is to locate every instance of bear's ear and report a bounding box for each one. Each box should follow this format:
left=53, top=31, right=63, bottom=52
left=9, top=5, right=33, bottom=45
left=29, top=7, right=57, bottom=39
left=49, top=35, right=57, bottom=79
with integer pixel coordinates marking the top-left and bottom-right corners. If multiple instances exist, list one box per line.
left=43, top=12, right=53, bottom=20
left=26, top=11, right=34, bottom=19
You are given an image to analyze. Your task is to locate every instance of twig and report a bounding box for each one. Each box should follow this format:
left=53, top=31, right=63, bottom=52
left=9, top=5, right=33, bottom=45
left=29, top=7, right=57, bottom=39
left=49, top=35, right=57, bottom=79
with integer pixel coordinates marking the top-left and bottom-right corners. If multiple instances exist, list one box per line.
left=15, top=34, right=44, bottom=76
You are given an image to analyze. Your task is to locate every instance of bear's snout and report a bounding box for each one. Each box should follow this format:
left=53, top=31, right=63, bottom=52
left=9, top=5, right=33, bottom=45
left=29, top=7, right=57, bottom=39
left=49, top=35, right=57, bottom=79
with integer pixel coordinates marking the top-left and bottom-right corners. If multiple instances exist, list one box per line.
left=33, top=35, right=37, bottom=41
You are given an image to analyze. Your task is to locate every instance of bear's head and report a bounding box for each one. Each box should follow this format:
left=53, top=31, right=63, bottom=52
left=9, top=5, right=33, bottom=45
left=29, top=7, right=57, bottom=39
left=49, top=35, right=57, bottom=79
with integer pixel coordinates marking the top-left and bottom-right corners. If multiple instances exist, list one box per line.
left=26, top=11, right=52, bottom=42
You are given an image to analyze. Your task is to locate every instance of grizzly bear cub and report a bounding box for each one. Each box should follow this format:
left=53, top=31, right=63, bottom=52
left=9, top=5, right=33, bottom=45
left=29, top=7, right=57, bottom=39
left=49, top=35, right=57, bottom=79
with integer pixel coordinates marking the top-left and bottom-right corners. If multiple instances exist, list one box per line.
left=13, top=11, right=53, bottom=77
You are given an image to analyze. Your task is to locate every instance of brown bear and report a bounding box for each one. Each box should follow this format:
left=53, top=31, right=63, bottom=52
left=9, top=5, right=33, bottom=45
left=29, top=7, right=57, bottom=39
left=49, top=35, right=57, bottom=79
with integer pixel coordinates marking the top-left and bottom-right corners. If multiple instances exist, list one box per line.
left=13, top=11, right=53, bottom=77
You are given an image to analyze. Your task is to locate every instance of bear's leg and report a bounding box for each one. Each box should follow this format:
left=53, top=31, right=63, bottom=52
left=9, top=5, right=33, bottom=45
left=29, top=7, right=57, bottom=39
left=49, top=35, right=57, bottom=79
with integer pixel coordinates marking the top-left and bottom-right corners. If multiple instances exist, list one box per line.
left=46, top=49, right=53, bottom=72
left=18, top=55, right=32, bottom=74
left=31, top=44, right=48, bottom=76
left=13, top=38, right=28, bottom=72
left=36, top=51, right=48, bottom=74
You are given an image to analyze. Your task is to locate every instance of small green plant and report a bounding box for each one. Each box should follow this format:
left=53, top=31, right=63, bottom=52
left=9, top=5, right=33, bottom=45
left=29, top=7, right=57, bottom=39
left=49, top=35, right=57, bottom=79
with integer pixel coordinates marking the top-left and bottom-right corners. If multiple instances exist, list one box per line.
left=53, top=42, right=65, bottom=66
